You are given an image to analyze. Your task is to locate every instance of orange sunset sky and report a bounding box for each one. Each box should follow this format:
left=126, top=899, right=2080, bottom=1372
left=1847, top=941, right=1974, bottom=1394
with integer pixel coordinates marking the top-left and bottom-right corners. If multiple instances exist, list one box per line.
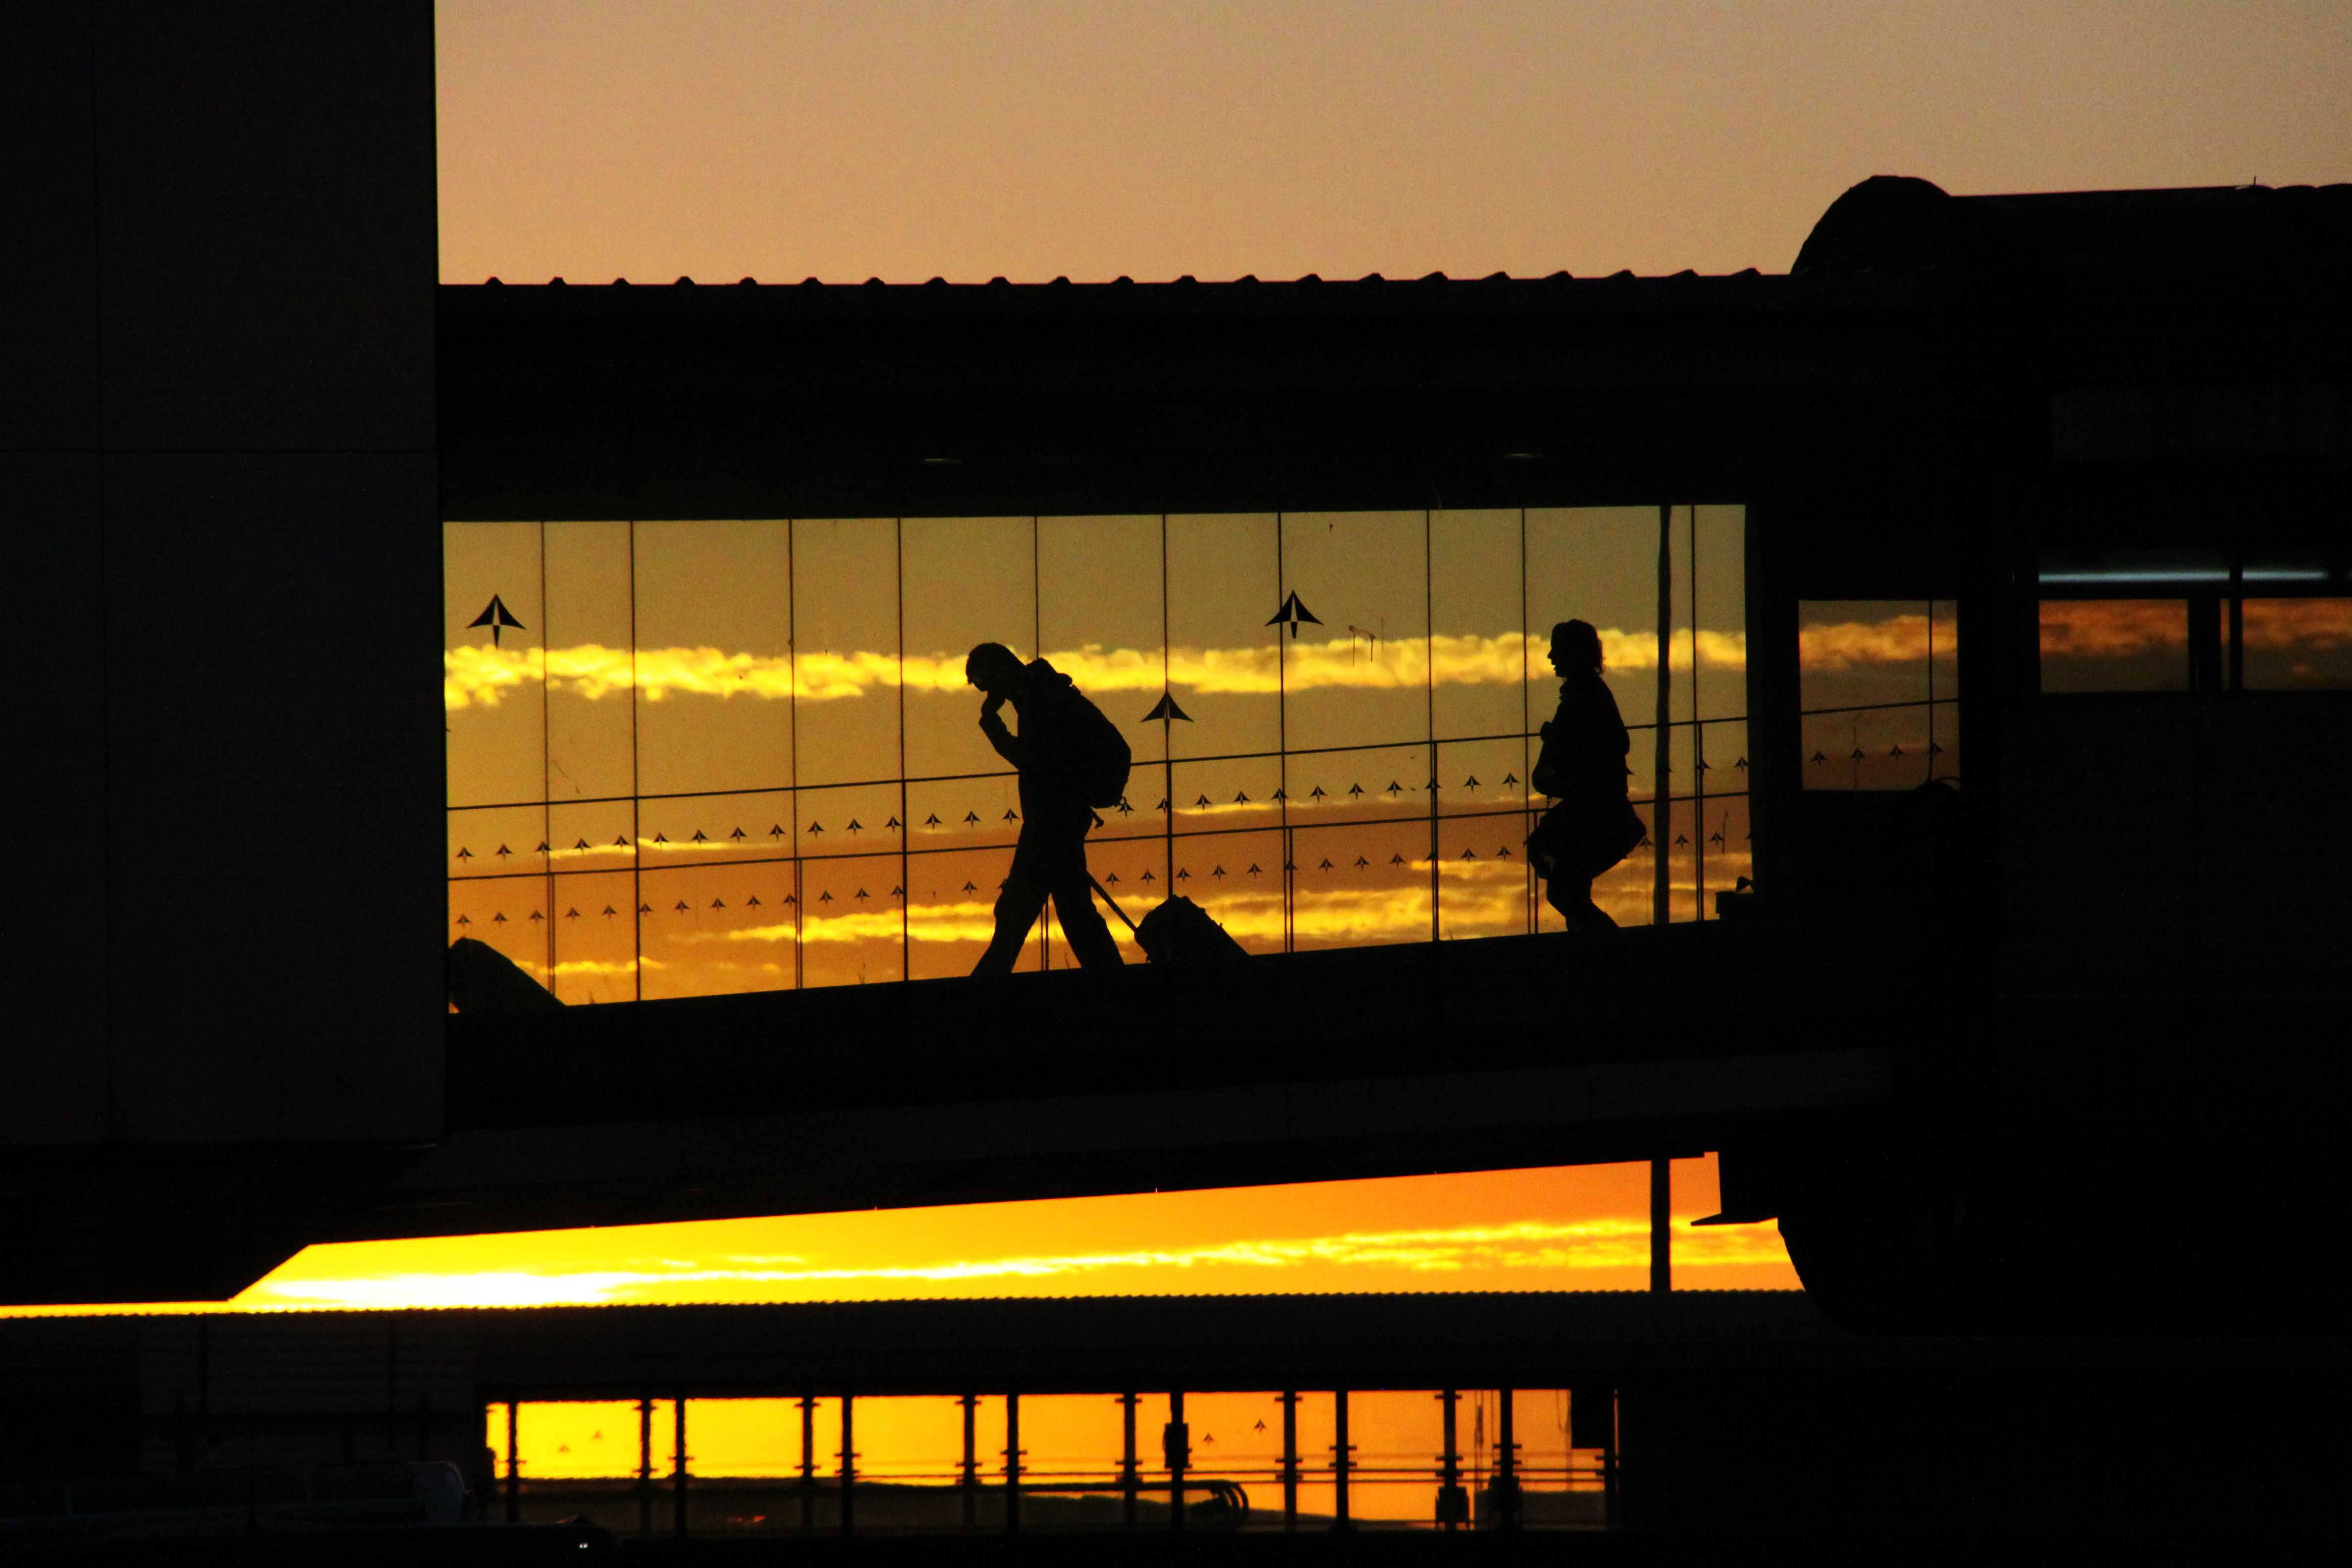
left=26, top=2, right=2350, bottom=1327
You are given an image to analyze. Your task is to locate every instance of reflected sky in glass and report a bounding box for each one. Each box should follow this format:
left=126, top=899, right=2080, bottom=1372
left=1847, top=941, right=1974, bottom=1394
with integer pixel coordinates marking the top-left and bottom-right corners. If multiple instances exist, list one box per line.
left=447, top=509, right=1753, bottom=997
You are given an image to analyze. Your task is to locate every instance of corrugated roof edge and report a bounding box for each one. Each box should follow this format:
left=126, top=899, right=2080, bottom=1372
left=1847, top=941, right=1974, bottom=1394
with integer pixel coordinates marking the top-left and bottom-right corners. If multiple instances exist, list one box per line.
left=2, top=1288, right=1806, bottom=1322
left=447, top=268, right=1782, bottom=291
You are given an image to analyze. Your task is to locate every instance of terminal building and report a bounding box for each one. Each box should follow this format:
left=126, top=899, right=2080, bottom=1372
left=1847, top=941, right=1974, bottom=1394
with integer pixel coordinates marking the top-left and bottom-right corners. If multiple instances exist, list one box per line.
left=7, top=3, right=2348, bottom=1548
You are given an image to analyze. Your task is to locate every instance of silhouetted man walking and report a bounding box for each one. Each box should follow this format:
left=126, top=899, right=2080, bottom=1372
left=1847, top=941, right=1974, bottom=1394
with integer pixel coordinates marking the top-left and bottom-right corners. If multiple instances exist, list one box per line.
left=966, top=642, right=1127, bottom=976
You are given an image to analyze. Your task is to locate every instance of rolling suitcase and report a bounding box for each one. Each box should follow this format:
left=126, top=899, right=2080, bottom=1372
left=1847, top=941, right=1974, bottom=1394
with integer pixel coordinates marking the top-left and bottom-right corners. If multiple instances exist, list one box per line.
left=1090, top=878, right=1249, bottom=967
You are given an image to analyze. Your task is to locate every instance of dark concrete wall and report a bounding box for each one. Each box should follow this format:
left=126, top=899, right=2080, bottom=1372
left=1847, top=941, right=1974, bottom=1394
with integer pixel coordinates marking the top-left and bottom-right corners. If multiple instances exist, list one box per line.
left=4, top=4, right=441, bottom=1147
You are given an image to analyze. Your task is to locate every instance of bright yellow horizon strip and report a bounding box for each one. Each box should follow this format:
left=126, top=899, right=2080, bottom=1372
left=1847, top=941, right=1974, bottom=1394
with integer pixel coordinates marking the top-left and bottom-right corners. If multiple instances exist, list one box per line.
left=444, top=627, right=1755, bottom=711
left=444, top=611, right=2001, bottom=712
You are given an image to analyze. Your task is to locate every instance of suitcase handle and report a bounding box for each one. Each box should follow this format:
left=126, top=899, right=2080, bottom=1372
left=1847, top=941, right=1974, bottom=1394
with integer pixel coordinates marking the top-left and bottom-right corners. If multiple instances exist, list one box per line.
left=1088, top=875, right=1141, bottom=934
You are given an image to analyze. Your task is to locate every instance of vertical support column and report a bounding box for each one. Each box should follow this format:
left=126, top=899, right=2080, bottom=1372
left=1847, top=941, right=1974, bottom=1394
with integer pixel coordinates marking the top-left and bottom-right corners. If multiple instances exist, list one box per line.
left=1651, top=1157, right=1672, bottom=1296
left=1003, top=1391, right=1023, bottom=1534
left=1436, top=1388, right=1466, bottom=1530
left=1165, top=1390, right=1189, bottom=1532
left=1494, top=1387, right=1522, bottom=1532
left=839, top=1393, right=855, bottom=1537
left=382, top=1320, right=398, bottom=1459
left=960, top=1394, right=979, bottom=1531
left=1277, top=1390, right=1300, bottom=1531
left=672, top=1395, right=688, bottom=1541
left=1655, top=500, right=1673, bottom=928
left=636, top=1397, right=652, bottom=1537
left=1332, top=1389, right=1352, bottom=1529
left=1600, top=1392, right=1620, bottom=1530
left=1688, top=504, right=1705, bottom=920
left=798, top=1395, right=816, bottom=1532
left=503, top=1401, right=519, bottom=1524
left=1118, top=1392, right=1140, bottom=1529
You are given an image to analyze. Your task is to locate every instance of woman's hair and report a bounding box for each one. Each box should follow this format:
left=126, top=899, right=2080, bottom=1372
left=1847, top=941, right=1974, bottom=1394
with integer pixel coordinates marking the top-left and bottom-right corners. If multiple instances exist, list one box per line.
left=1552, top=619, right=1603, bottom=674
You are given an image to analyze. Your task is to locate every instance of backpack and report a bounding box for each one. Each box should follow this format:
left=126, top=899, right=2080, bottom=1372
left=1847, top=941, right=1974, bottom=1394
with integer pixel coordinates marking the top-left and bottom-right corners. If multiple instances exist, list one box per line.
left=1066, top=687, right=1132, bottom=808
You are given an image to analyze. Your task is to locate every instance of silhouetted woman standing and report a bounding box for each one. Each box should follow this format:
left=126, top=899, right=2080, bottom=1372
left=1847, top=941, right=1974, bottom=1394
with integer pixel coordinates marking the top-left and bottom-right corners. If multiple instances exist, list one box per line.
left=1528, top=619, right=1636, bottom=932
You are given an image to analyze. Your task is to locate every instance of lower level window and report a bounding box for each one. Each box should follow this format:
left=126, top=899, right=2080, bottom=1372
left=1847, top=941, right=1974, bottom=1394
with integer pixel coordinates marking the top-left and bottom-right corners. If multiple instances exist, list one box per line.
left=2242, top=598, right=2352, bottom=690
left=2037, top=599, right=2194, bottom=692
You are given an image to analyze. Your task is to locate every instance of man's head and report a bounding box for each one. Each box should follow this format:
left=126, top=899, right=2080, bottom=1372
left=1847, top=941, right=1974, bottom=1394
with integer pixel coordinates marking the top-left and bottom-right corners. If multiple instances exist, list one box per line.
left=1550, top=619, right=1603, bottom=676
left=965, top=642, right=1024, bottom=697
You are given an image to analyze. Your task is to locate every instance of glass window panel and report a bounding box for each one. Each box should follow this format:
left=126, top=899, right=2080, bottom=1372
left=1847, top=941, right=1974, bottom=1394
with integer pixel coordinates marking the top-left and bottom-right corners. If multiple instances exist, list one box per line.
left=1435, top=735, right=1529, bottom=819
left=790, top=518, right=902, bottom=786
left=550, top=870, right=638, bottom=1004
left=1693, top=792, right=1752, bottom=922
left=2242, top=597, right=2352, bottom=689
left=1435, top=813, right=1531, bottom=942
left=798, top=850, right=904, bottom=988
left=1176, top=827, right=1284, bottom=955
left=1526, top=506, right=1658, bottom=771
left=2038, top=599, right=2189, bottom=692
left=632, top=520, right=793, bottom=799
left=1800, top=702, right=1945, bottom=791
left=902, top=516, right=1036, bottom=780
left=1293, top=819, right=1433, bottom=953
left=541, top=520, right=635, bottom=803
left=1925, top=700, right=1961, bottom=781
left=1430, top=508, right=1530, bottom=744
left=905, top=774, right=1022, bottom=857
left=794, top=781, right=902, bottom=857
left=1695, top=718, right=1750, bottom=802
left=1165, top=513, right=1279, bottom=762
left=1072, top=831, right=1157, bottom=965
left=1500, top=1391, right=1583, bottom=1496
left=1801, top=599, right=1960, bottom=787
left=638, top=788, right=793, bottom=870
left=905, top=843, right=1013, bottom=980
left=1173, top=1389, right=1287, bottom=1499
left=1286, top=742, right=1431, bottom=828
left=1012, top=1394, right=1124, bottom=1485
left=829, top=1395, right=968, bottom=1483
left=1341, top=1390, right=1447, bottom=1522
left=1039, top=515, right=1168, bottom=772
left=1278, top=511, right=1430, bottom=756
left=1800, top=598, right=1929, bottom=714
left=1275, top=1390, right=1338, bottom=1525
left=444, top=521, right=545, bottom=808
left=638, top=862, right=795, bottom=1001
left=1579, top=799, right=1656, bottom=931
left=1170, top=756, right=1283, bottom=840
left=1689, top=505, right=1749, bottom=723
left=548, top=798, right=638, bottom=878
left=1617, top=714, right=1659, bottom=806
left=446, top=873, right=551, bottom=993
left=506, top=1400, right=646, bottom=1480
left=447, top=803, right=549, bottom=882
left=1928, top=597, right=1960, bottom=705
left=1662, top=720, right=1701, bottom=925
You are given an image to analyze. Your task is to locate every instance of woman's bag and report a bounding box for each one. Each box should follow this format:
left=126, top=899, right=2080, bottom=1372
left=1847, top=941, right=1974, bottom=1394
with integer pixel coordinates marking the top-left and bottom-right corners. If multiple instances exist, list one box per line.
left=1527, top=796, right=1646, bottom=882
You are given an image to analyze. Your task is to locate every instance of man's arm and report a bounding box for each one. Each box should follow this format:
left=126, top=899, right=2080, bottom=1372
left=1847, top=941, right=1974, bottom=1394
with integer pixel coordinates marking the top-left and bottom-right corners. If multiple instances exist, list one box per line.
left=979, top=695, right=1027, bottom=769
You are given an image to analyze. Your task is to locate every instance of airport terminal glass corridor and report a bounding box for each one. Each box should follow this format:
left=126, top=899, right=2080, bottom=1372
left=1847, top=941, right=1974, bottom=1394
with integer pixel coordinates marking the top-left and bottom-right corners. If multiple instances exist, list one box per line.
left=445, top=509, right=1747, bottom=1002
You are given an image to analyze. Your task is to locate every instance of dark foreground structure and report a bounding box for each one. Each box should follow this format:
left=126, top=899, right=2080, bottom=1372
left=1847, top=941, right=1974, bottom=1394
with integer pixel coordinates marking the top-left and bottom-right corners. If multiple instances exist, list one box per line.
left=6, top=1294, right=2348, bottom=1550
left=7, top=1, right=2350, bottom=1553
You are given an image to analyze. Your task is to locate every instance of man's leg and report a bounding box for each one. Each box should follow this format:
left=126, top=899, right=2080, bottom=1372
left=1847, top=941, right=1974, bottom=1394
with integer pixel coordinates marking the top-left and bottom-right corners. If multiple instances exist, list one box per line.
left=1048, top=849, right=1125, bottom=969
left=973, top=836, right=1051, bottom=976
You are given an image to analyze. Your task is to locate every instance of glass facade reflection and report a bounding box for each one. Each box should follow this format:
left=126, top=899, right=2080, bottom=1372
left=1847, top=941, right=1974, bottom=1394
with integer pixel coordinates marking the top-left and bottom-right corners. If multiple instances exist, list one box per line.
left=1797, top=599, right=1961, bottom=791
left=446, top=511, right=1748, bottom=1001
